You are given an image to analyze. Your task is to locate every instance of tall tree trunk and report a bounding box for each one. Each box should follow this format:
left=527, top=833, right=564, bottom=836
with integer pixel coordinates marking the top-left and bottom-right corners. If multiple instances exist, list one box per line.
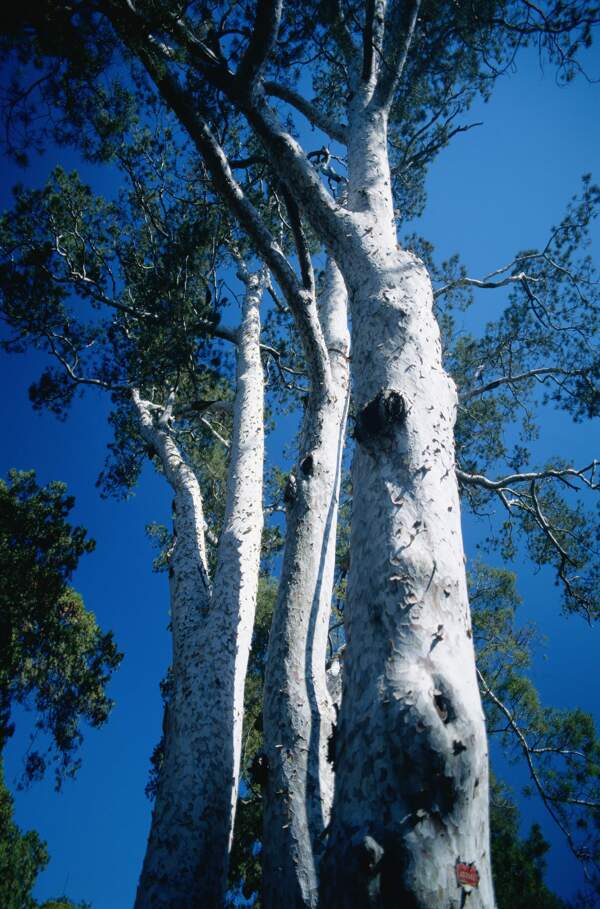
left=320, top=101, right=495, bottom=909
left=133, top=271, right=265, bottom=909
left=262, top=259, right=350, bottom=909
left=203, top=268, right=266, bottom=886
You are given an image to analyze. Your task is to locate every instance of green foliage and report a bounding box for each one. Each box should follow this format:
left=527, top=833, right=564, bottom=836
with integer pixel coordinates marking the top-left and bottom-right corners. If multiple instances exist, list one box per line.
left=471, top=562, right=600, bottom=891
left=0, top=469, right=122, bottom=786
left=0, top=759, right=48, bottom=909
left=0, top=760, right=89, bottom=909
left=37, top=902, right=90, bottom=909
left=490, top=777, right=568, bottom=909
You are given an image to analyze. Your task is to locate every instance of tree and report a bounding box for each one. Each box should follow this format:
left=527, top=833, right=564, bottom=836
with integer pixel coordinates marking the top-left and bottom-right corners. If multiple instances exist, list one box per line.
left=0, top=468, right=119, bottom=908
left=0, top=759, right=90, bottom=909
left=1, top=2, right=599, bottom=907
left=0, top=144, right=270, bottom=904
left=0, top=758, right=49, bottom=909
left=0, top=469, right=121, bottom=785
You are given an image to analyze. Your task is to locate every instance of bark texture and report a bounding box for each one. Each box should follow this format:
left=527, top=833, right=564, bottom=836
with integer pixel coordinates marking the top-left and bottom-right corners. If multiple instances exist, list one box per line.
left=119, top=7, right=494, bottom=900
left=262, top=259, right=350, bottom=909
left=134, top=272, right=265, bottom=909
left=319, top=99, right=494, bottom=908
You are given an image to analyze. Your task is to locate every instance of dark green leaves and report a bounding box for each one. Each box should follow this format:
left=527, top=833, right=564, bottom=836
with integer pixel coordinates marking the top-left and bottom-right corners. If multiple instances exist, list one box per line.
left=0, top=470, right=122, bottom=787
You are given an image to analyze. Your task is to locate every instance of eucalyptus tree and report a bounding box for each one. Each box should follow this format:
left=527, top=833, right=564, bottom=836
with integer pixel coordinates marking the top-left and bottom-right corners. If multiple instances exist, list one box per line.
left=0, top=116, right=353, bottom=905
left=0, top=144, right=270, bottom=905
left=1, top=2, right=600, bottom=908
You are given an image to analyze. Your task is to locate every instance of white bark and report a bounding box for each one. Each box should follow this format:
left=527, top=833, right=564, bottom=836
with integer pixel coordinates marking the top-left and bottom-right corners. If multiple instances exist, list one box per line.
left=125, top=14, right=494, bottom=901
left=133, top=271, right=265, bottom=909
left=208, top=268, right=266, bottom=857
left=262, top=259, right=350, bottom=909
left=319, top=104, right=494, bottom=908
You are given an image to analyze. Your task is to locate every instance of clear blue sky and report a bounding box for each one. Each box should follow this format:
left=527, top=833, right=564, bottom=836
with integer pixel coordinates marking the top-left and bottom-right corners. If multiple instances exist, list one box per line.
left=1, top=43, right=599, bottom=907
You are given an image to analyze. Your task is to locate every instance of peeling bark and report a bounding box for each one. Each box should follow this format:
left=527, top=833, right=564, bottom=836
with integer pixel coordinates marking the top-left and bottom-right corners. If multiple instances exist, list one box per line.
left=133, top=272, right=265, bottom=909
left=262, top=260, right=350, bottom=909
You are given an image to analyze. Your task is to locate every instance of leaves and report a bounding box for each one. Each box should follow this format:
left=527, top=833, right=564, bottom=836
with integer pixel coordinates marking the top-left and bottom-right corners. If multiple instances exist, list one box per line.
left=472, top=562, right=600, bottom=891
left=0, top=470, right=122, bottom=787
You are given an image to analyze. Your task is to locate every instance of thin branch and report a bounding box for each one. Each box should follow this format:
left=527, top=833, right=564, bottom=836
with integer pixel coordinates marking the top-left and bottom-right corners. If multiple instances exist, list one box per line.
left=478, top=668, right=595, bottom=873
left=264, top=82, right=348, bottom=144
left=462, top=366, right=588, bottom=402
left=45, top=332, right=128, bottom=393
left=457, top=461, right=599, bottom=492
left=374, top=0, right=422, bottom=112
left=434, top=269, right=532, bottom=298
left=200, top=415, right=231, bottom=448
left=395, top=121, right=482, bottom=174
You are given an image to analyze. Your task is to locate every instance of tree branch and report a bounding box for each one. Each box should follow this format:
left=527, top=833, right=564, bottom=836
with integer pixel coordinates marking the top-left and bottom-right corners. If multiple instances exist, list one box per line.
left=374, top=0, right=422, bottom=112
left=462, top=366, right=589, bottom=402
left=281, top=186, right=315, bottom=298
left=45, top=331, right=128, bottom=394
left=320, top=0, right=357, bottom=64
left=235, top=0, right=283, bottom=89
left=434, top=269, right=532, bottom=298
left=362, top=0, right=380, bottom=83
left=478, top=668, right=597, bottom=875
left=457, top=461, right=599, bottom=492
left=264, top=82, right=348, bottom=144
left=119, top=40, right=331, bottom=392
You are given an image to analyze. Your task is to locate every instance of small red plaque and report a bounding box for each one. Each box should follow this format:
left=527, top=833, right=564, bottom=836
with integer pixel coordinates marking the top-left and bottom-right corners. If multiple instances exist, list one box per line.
left=456, top=862, right=479, bottom=888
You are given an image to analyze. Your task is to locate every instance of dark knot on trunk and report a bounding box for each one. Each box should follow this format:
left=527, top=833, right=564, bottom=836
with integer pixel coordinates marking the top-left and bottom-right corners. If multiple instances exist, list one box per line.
left=249, top=752, right=269, bottom=788
left=300, top=453, right=314, bottom=477
left=354, top=390, right=405, bottom=450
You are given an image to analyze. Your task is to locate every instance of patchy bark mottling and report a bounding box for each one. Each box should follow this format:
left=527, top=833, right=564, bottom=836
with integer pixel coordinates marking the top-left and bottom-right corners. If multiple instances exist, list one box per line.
left=134, top=273, right=265, bottom=909
left=320, top=101, right=494, bottom=909
left=263, top=260, right=350, bottom=909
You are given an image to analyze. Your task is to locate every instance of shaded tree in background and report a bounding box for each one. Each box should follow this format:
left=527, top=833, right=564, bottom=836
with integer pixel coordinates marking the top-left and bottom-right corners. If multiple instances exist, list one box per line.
left=0, top=469, right=121, bottom=786
left=0, top=468, right=120, bottom=908
left=0, top=759, right=90, bottom=909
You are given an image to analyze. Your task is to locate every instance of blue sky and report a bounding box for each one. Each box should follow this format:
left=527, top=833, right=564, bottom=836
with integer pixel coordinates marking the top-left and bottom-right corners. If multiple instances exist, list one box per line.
left=1, top=41, right=599, bottom=907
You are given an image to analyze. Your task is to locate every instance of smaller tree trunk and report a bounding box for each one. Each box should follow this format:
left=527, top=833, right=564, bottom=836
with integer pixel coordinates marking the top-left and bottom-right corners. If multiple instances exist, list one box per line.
left=133, top=389, right=212, bottom=908
left=133, top=270, right=265, bottom=909
left=262, top=260, right=350, bottom=909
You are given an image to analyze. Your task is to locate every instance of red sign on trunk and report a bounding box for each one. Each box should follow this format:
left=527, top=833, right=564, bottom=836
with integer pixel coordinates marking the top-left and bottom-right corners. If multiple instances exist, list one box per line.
left=456, top=862, right=480, bottom=888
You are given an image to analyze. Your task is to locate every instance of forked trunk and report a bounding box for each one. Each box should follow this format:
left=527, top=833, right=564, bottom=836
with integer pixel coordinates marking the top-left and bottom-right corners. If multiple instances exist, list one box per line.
left=262, top=260, right=350, bottom=909
left=134, top=272, right=265, bottom=908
